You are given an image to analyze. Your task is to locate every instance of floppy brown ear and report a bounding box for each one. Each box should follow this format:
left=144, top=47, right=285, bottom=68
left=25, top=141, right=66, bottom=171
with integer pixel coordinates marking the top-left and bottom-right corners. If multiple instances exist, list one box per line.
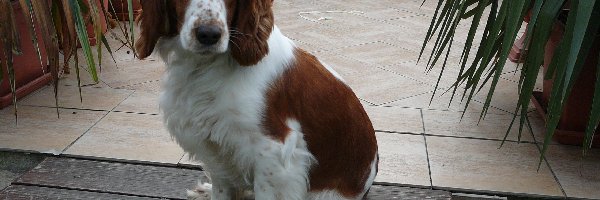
left=135, top=0, right=178, bottom=59
left=229, top=0, right=274, bottom=66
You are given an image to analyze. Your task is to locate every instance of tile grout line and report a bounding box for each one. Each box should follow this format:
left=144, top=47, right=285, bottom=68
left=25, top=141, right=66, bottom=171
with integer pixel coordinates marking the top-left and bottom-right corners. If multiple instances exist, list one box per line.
left=376, top=91, right=434, bottom=106
left=358, top=97, right=377, bottom=106
left=419, top=108, right=434, bottom=189
left=525, top=119, right=568, bottom=198
left=113, top=79, right=161, bottom=90
left=376, top=130, right=541, bottom=144
left=21, top=104, right=110, bottom=113
left=60, top=91, right=136, bottom=154
left=22, top=105, right=160, bottom=116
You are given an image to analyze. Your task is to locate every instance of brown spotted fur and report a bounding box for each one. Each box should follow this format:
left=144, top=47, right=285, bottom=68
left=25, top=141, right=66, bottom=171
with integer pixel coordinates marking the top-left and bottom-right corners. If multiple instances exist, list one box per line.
left=263, top=49, right=378, bottom=198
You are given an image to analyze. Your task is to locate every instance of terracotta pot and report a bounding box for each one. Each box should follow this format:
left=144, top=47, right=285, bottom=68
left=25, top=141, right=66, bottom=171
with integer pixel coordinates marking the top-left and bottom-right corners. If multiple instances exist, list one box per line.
left=109, top=0, right=141, bottom=21
left=0, top=2, right=51, bottom=109
left=85, top=0, right=109, bottom=46
left=531, top=22, right=600, bottom=147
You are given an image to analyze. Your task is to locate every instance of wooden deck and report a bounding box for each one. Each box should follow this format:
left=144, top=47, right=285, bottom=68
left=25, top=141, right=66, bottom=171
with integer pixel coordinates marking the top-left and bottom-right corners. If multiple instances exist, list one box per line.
left=0, top=157, right=452, bottom=199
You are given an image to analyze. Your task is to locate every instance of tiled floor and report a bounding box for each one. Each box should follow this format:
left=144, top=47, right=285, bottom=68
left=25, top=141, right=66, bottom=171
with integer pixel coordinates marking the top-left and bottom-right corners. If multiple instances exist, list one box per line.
left=1, top=0, right=599, bottom=199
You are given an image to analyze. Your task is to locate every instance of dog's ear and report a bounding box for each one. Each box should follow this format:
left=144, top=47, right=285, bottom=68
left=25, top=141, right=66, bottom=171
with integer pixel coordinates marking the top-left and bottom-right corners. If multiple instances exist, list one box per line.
left=228, top=0, right=274, bottom=66
left=135, top=0, right=179, bottom=59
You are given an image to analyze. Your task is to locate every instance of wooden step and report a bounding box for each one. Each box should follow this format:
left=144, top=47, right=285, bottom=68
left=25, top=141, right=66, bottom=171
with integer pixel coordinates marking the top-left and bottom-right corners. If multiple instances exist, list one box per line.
left=1, top=157, right=451, bottom=199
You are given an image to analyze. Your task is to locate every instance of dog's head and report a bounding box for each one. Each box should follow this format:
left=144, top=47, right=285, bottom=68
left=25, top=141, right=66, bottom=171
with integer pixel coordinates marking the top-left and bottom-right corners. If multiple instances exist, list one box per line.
left=135, top=0, right=274, bottom=66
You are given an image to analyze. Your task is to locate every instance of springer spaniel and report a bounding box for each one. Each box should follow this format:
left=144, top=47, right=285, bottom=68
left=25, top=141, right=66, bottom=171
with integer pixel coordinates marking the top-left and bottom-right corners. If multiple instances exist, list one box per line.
left=136, top=0, right=378, bottom=199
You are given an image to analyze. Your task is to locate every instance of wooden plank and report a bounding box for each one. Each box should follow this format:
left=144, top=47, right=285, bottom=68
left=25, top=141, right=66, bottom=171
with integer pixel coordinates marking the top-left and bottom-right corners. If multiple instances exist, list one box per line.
left=13, top=157, right=451, bottom=199
left=366, top=185, right=452, bottom=200
left=0, top=185, right=157, bottom=200
left=15, top=157, right=208, bottom=199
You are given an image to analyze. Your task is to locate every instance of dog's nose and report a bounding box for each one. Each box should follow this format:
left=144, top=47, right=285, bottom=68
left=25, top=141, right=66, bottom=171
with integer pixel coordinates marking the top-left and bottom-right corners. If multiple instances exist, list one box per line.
left=195, top=25, right=222, bottom=46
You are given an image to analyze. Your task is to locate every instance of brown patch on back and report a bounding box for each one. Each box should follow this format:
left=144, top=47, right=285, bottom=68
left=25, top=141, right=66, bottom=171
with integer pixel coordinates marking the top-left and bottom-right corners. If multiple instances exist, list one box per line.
left=263, top=49, right=378, bottom=198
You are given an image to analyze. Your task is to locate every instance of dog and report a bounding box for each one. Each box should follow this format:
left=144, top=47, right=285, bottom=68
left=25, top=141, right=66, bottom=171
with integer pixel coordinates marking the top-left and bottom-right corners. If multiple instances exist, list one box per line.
left=135, top=0, right=378, bottom=199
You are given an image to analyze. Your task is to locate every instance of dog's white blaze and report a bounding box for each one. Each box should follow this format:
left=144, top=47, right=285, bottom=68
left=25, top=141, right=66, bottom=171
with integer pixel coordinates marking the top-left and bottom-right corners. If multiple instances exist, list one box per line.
left=179, top=0, right=229, bottom=53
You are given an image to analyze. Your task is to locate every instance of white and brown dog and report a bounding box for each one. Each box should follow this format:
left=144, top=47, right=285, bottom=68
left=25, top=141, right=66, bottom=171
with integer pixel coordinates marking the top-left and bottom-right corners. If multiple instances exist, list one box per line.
left=136, top=0, right=378, bottom=199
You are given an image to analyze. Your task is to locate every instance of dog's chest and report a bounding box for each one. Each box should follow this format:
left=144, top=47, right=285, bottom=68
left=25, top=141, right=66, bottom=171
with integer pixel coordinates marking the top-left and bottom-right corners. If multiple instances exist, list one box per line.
left=159, top=60, right=275, bottom=151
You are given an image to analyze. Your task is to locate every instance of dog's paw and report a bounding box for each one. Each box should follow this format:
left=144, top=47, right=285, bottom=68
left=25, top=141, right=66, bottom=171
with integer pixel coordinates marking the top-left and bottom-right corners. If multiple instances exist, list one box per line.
left=186, top=182, right=212, bottom=200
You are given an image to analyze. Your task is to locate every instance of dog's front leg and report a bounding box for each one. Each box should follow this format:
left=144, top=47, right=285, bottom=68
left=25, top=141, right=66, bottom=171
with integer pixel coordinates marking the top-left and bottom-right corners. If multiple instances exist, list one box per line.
left=185, top=141, right=243, bottom=200
left=251, top=133, right=314, bottom=200
left=252, top=158, right=312, bottom=200
left=187, top=180, right=244, bottom=200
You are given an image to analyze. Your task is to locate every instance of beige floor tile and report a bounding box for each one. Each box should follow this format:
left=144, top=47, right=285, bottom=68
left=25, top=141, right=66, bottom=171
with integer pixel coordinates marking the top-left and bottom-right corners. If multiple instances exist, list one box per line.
left=384, top=15, right=432, bottom=30
left=58, top=67, right=111, bottom=87
left=344, top=68, right=430, bottom=105
left=364, top=106, right=423, bottom=134
left=382, top=60, right=461, bottom=89
left=286, top=27, right=356, bottom=51
left=316, top=53, right=382, bottom=76
left=20, top=85, right=132, bottom=111
left=333, top=42, right=418, bottom=66
left=423, top=109, right=537, bottom=142
left=337, top=24, right=403, bottom=43
left=64, top=112, right=184, bottom=164
left=384, top=91, right=469, bottom=111
left=501, top=68, right=545, bottom=91
left=325, top=0, right=406, bottom=12
left=117, top=79, right=162, bottom=93
left=546, top=145, right=600, bottom=199
left=387, top=91, right=510, bottom=115
left=375, top=132, right=430, bottom=186
left=99, top=59, right=165, bottom=89
left=114, top=90, right=160, bottom=114
left=427, top=137, right=564, bottom=197
left=526, top=113, right=560, bottom=145
left=360, top=7, right=422, bottom=21
left=0, top=106, right=107, bottom=153
left=384, top=30, right=434, bottom=47
left=302, top=11, right=375, bottom=29
left=474, top=78, right=537, bottom=114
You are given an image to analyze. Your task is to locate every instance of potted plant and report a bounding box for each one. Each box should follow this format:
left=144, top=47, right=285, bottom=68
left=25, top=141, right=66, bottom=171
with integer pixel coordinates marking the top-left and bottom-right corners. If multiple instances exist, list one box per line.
left=0, top=1, right=51, bottom=108
left=533, top=16, right=600, bottom=147
left=420, top=0, right=600, bottom=159
left=0, top=0, right=133, bottom=113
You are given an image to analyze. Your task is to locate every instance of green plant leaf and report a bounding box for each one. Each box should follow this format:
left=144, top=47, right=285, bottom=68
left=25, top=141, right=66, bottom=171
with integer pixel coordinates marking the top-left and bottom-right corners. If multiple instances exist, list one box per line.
left=584, top=51, right=600, bottom=153
left=85, top=0, right=104, bottom=72
left=100, top=34, right=117, bottom=64
left=536, top=1, right=575, bottom=166
left=69, top=0, right=98, bottom=83
left=419, top=0, right=452, bottom=63
left=562, top=0, right=597, bottom=96
left=421, top=0, right=600, bottom=163
left=0, top=0, right=19, bottom=119
left=31, top=0, right=61, bottom=115
left=58, top=0, right=79, bottom=75
left=128, top=0, right=135, bottom=56
left=481, top=0, right=528, bottom=137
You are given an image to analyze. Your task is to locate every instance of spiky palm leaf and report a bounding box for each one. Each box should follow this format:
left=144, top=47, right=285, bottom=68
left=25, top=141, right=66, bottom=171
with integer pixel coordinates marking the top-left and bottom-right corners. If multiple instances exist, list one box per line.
left=421, top=0, right=600, bottom=164
left=0, top=0, right=134, bottom=118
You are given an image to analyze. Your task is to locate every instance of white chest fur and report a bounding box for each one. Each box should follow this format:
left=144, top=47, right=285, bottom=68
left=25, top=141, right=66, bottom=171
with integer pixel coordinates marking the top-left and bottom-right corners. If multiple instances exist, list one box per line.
left=158, top=27, right=294, bottom=149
